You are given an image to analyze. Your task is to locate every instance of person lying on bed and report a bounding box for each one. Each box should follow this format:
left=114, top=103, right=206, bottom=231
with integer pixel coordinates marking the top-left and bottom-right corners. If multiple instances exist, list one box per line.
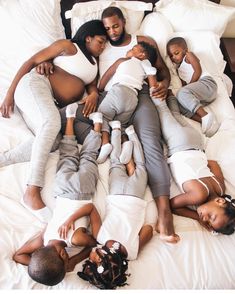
left=95, top=41, right=158, bottom=164
left=166, top=37, right=220, bottom=138
left=0, top=20, right=107, bottom=223
left=13, top=103, right=103, bottom=286
left=34, top=6, right=179, bottom=244
left=77, top=122, right=153, bottom=289
left=150, top=94, right=235, bottom=235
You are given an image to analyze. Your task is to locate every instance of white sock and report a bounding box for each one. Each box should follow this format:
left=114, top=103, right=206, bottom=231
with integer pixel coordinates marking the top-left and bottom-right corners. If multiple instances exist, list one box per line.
left=201, top=112, right=220, bottom=137
left=119, top=141, right=133, bottom=164
left=89, top=112, right=103, bottom=124
left=66, top=102, right=78, bottom=118
left=97, top=143, right=112, bottom=164
left=149, top=86, right=157, bottom=98
left=151, top=97, right=164, bottom=106
left=109, top=120, right=121, bottom=129
left=125, top=125, right=135, bottom=136
left=204, top=118, right=220, bottom=137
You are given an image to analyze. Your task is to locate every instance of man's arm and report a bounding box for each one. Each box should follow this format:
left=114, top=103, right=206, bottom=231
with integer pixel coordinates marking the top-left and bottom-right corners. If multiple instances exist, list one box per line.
left=98, top=57, right=127, bottom=91
left=13, top=231, right=44, bottom=265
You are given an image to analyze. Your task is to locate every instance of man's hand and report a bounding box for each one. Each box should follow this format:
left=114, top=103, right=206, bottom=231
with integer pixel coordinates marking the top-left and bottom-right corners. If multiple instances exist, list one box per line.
left=78, top=93, right=98, bottom=117
left=36, top=61, right=54, bottom=76
left=149, top=81, right=168, bottom=99
left=0, top=93, right=14, bottom=118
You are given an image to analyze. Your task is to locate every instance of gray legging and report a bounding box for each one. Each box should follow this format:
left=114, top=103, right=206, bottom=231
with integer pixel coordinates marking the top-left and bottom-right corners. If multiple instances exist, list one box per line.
left=109, top=128, right=147, bottom=198
left=154, top=96, right=204, bottom=156
left=177, top=75, right=217, bottom=118
left=0, top=70, right=61, bottom=187
left=0, top=85, right=171, bottom=198
left=54, top=130, right=101, bottom=200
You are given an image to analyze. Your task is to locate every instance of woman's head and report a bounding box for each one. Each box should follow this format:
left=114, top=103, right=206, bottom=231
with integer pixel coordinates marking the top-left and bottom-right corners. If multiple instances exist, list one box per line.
left=72, top=20, right=107, bottom=62
left=167, top=37, right=188, bottom=65
left=197, top=195, right=235, bottom=235
left=77, top=241, right=129, bottom=289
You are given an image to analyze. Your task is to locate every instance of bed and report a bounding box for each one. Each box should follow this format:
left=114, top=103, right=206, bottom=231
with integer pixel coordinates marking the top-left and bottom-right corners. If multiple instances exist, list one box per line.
left=1, top=0, right=235, bottom=289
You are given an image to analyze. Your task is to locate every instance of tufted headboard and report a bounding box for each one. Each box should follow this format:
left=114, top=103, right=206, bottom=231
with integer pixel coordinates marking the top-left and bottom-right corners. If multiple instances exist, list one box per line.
left=60, top=0, right=221, bottom=39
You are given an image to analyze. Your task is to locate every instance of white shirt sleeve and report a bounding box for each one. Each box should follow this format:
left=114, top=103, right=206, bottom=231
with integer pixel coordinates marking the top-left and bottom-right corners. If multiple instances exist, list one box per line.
left=141, top=59, right=157, bottom=76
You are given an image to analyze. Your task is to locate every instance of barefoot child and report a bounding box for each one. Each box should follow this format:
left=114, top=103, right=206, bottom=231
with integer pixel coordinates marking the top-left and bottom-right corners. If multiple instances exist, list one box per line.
left=13, top=104, right=103, bottom=286
left=151, top=95, right=235, bottom=234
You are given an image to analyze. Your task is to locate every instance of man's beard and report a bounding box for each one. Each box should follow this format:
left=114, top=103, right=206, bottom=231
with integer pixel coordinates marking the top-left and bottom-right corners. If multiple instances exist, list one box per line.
left=109, top=29, right=126, bottom=46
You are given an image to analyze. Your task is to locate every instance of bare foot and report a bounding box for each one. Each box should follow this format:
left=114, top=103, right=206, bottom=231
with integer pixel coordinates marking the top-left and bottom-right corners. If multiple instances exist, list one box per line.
left=23, top=185, right=46, bottom=210
left=155, top=196, right=180, bottom=244
left=126, top=158, right=135, bottom=176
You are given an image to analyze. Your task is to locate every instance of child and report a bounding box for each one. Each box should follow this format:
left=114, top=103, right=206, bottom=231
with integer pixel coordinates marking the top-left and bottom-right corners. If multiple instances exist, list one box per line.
left=151, top=95, right=235, bottom=235
left=93, top=41, right=158, bottom=164
left=76, top=122, right=154, bottom=289
left=166, top=37, right=220, bottom=137
left=12, top=104, right=104, bottom=286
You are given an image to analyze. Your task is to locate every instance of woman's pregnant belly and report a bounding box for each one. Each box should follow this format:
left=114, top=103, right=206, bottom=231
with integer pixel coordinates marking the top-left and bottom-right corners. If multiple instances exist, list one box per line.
left=49, top=66, right=85, bottom=108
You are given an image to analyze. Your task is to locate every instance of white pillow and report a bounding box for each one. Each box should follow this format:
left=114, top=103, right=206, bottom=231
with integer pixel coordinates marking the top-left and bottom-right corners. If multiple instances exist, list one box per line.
left=65, top=1, right=153, bottom=37
left=154, top=0, right=235, bottom=37
left=0, top=0, right=65, bottom=93
left=139, top=12, right=173, bottom=59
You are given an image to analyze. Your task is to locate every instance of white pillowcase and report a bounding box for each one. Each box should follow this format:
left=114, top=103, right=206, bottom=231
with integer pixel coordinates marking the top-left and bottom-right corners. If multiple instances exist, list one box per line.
left=154, top=0, right=235, bottom=37
left=0, top=0, right=65, bottom=92
left=65, top=1, right=153, bottom=37
left=139, top=12, right=173, bottom=59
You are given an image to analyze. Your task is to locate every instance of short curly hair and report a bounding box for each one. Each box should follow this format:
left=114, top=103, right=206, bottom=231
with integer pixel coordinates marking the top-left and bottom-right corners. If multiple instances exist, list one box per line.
left=77, top=245, right=129, bottom=289
left=28, top=246, right=66, bottom=286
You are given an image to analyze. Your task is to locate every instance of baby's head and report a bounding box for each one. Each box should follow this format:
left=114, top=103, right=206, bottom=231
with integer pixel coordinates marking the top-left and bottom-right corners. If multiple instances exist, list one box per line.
left=197, top=195, right=235, bottom=235
left=166, top=37, right=188, bottom=65
left=28, top=246, right=67, bottom=286
left=126, top=41, right=157, bottom=65
left=77, top=241, right=129, bottom=289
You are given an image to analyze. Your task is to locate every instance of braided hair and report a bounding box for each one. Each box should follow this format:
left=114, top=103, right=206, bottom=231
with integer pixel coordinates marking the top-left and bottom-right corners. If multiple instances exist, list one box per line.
left=216, top=194, right=235, bottom=235
left=77, top=245, right=129, bottom=289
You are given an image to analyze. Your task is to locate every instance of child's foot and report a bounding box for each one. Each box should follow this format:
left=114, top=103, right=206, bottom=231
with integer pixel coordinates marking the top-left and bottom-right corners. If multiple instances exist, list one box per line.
left=89, top=112, right=103, bottom=124
left=119, top=141, right=133, bottom=164
left=97, top=143, right=112, bottom=164
left=66, top=102, right=78, bottom=118
left=201, top=113, right=220, bottom=137
left=125, top=125, right=135, bottom=136
left=109, top=120, right=121, bottom=130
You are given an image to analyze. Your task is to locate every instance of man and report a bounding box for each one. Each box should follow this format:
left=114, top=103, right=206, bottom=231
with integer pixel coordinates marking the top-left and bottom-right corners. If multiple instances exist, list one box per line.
left=96, top=7, right=179, bottom=243
left=37, top=7, right=180, bottom=243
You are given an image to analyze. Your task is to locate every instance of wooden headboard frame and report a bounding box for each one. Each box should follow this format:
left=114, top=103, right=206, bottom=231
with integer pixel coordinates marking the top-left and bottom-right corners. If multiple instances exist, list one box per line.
left=60, top=0, right=221, bottom=39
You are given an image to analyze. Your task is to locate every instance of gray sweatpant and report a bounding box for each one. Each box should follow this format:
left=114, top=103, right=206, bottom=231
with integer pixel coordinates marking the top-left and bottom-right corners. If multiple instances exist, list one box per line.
left=53, top=130, right=101, bottom=200
left=98, top=84, right=138, bottom=133
left=154, top=96, right=204, bottom=157
left=177, top=76, right=217, bottom=118
left=60, top=84, right=171, bottom=198
left=0, top=70, right=61, bottom=187
left=109, top=129, right=147, bottom=199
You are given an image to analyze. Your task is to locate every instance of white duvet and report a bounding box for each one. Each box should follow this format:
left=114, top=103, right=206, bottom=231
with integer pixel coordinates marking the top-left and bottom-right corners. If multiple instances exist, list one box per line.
left=1, top=0, right=235, bottom=289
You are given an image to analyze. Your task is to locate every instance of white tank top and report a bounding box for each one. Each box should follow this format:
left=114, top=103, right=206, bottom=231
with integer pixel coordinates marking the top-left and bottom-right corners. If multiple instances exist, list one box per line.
left=44, top=197, right=91, bottom=247
left=53, top=43, right=98, bottom=85
left=178, top=56, right=210, bottom=84
left=113, top=58, right=156, bottom=91
left=97, top=194, right=147, bottom=260
left=99, top=35, right=138, bottom=91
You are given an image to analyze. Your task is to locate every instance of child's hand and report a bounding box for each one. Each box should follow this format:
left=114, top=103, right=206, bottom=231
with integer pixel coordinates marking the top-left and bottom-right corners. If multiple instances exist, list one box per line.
left=58, top=219, right=75, bottom=240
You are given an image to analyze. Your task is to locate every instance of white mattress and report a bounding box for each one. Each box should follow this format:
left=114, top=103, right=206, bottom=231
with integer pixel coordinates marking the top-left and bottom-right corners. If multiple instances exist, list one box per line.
left=1, top=0, right=235, bottom=289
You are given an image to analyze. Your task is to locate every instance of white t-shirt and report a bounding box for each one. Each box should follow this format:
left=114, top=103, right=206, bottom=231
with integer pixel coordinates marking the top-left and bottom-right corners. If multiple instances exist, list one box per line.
left=113, top=57, right=156, bottom=92
left=99, top=35, right=138, bottom=91
left=97, top=194, right=147, bottom=260
left=44, top=197, right=91, bottom=247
